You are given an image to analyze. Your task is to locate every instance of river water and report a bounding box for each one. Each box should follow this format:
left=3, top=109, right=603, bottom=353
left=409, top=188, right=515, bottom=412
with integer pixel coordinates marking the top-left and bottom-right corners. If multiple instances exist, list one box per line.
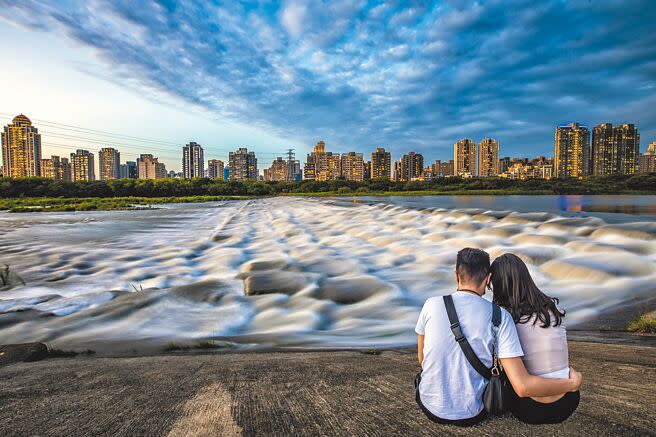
left=1, top=195, right=655, bottom=353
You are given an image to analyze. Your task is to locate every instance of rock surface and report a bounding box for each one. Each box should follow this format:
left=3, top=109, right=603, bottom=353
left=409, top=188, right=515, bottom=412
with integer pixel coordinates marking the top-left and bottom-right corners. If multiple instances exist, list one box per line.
left=0, top=342, right=49, bottom=366
left=0, top=340, right=654, bottom=436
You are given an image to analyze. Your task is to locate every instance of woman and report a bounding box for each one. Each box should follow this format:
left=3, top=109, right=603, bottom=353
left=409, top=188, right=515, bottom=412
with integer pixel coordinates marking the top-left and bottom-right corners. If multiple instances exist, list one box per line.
left=490, top=253, right=580, bottom=424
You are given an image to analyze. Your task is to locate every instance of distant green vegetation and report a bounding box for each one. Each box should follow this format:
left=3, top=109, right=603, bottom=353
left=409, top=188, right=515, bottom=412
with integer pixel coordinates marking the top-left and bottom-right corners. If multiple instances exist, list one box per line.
left=0, top=173, right=654, bottom=206
left=163, top=340, right=237, bottom=352
left=0, top=195, right=249, bottom=212
left=627, top=313, right=656, bottom=334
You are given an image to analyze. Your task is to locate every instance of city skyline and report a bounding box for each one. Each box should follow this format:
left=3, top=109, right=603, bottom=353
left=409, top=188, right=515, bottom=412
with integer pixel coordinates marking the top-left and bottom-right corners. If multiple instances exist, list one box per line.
left=1, top=113, right=652, bottom=182
left=0, top=1, right=655, bottom=168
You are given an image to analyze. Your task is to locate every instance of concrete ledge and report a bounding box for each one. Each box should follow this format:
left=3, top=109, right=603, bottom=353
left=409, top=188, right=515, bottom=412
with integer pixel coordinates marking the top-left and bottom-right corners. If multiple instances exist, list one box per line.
left=0, top=341, right=654, bottom=436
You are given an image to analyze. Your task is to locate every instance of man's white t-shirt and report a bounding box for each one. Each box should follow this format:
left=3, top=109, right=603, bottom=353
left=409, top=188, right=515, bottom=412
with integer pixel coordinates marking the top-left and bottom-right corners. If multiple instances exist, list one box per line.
left=415, top=292, right=524, bottom=420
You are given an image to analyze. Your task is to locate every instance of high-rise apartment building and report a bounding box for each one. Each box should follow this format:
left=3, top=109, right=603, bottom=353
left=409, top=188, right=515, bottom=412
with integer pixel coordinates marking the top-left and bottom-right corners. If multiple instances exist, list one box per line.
left=182, top=142, right=205, bottom=178
left=554, top=123, right=590, bottom=178
left=441, top=160, right=454, bottom=176
left=478, top=138, right=500, bottom=177
left=430, top=160, right=445, bottom=177
left=264, top=157, right=287, bottom=181
left=137, top=154, right=167, bottom=179
left=341, top=152, right=364, bottom=181
left=70, top=149, right=95, bottom=181
left=615, top=124, right=639, bottom=175
left=40, top=155, right=71, bottom=181
left=99, top=147, right=120, bottom=180
left=304, top=141, right=340, bottom=181
left=592, top=123, right=640, bottom=175
left=120, top=161, right=138, bottom=178
left=228, top=147, right=258, bottom=180
left=398, top=152, right=424, bottom=181
left=454, top=138, right=476, bottom=176
left=638, top=142, right=656, bottom=173
left=1, top=114, right=42, bottom=178
left=363, top=160, right=371, bottom=180
left=371, top=147, right=391, bottom=179
left=591, top=123, right=614, bottom=176
left=40, top=156, right=58, bottom=179
left=207, top=159, right=224, bottom=179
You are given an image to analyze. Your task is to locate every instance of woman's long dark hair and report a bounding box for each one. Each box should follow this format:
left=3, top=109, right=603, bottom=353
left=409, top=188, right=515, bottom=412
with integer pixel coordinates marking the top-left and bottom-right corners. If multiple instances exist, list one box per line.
left=490, top=253, right=565, bottom=327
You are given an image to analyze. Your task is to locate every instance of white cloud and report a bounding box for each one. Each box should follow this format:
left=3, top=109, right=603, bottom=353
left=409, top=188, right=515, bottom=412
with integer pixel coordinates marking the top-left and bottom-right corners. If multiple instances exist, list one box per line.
left=280, top=1, right=307, bottom=39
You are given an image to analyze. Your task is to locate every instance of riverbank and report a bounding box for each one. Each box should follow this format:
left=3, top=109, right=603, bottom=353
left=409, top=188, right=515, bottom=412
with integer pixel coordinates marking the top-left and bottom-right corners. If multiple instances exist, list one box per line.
left=0, top=195, right=250, bottom=212
left=0, top=340, right=653, bottom=436
left=4, top=188, right=656, bottom=213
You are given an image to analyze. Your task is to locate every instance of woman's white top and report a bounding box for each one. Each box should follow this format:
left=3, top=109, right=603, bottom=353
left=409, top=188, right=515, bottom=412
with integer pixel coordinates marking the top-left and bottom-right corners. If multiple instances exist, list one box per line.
left=514, top=313, right=570, bottom=379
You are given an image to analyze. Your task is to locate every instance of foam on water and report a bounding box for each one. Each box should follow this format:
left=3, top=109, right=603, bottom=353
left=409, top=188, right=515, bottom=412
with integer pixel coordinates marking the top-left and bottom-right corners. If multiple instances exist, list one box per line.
left=1, top=197, right=655, bottom=353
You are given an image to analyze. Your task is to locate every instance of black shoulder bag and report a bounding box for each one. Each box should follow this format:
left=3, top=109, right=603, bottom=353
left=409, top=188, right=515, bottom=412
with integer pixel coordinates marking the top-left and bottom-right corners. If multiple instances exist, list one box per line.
left=443, top=294, right=511, bottom=415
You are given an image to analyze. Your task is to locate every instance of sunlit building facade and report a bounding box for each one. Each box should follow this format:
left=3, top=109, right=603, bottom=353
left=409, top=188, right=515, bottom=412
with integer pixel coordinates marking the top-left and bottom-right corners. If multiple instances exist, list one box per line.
left=478, top=138, right=500, bottom=177
left=137, top=154, right=167, bottom=179
left=183, top=141, right=205, bottom=178
left=1, top=114, right=42, bottom=178
left=264, top=157, right=287, bottom=181
left=99, top=147, right=120, bottom=180
left=304, top=141, right=340, bottom=181
left=454, top=138, right=476, bottom=177
left=40, top=155, right=71, bottom=181
left=70, top=149, right=95, bottom=181
left=398, top=152, right=424, bottom=181
left=638, top=142, right=656, bottom=173
left=207, top=159, right=224, bottom=179
left=615, top=124, right=639, bottom=175
left=371, top=147, right=391, bottom=179
left=228, top=147, right=258, bottom=180
left=554, top=123, right=590, bottom=178
left=341, top=152, right=364, bottom=181
left=592, top=123, right=639, bottom=176
left=499, top=156, right=553, bottom=180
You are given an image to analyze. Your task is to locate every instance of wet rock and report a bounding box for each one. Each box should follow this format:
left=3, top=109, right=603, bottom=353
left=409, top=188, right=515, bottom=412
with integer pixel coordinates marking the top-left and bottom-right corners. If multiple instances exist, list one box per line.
left=315, top=276, right=395, bottom=304
left=243, top=271, right=311, bottom=296
left=170, top=280, right=231, bottom=303
left=240, top=258, right=290, bottom=273
left=542, top=253, right=654, bottom=281
left=501, top=212, right=556, bottom=224
left=511, top=234, right=569, bottom=246
left=448, top=222, right=481, bottom=232
left=0, top=342, right=49, bottom=366
left=591, top=223, right=656, bottom=241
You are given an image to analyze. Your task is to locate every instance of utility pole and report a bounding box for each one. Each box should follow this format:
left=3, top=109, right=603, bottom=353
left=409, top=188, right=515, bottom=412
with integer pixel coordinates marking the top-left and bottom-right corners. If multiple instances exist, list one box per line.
left=286, top=148, right=296, bottom=181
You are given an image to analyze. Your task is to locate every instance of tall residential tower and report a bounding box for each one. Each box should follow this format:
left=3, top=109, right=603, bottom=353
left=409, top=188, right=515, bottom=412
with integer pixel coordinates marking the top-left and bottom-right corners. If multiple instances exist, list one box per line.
left=99, top=147, right=120, bottom=180
left=371, top=147, right=391, bottom=179
left=70, top=149, right=95, bottom=181
left=478, top=138, right=500, bottom=177
left=592, top=123, right=640, bottom=175
left=554, top=123, right=590, bottom=178
left=454, top=138, right=476, bottom=176
left=228, top=147, right=258, bottom=180
left=1, top=114, right=42, bottom=178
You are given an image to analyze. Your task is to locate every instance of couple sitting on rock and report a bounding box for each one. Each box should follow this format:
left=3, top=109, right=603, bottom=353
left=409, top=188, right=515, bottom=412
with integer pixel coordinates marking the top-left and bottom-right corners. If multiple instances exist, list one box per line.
left=415, top=248, right=582, bottom=426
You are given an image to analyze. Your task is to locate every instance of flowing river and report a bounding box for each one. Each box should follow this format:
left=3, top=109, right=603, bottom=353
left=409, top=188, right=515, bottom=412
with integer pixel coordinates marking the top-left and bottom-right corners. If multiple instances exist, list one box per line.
left=1, top=195, right=655, bottom=354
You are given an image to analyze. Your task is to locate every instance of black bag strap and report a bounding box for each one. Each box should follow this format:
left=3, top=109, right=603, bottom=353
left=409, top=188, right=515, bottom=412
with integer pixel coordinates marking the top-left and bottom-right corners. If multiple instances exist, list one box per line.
left=443, top=294, right=501, bottom=380
left=491, top=302, right=501, bottom=328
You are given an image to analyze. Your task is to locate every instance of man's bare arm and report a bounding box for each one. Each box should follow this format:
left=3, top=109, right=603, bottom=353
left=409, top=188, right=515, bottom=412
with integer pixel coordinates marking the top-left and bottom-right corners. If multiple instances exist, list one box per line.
left=417, top=335, right=424, bottom=366
left=501, top=357, right=582, bottom=398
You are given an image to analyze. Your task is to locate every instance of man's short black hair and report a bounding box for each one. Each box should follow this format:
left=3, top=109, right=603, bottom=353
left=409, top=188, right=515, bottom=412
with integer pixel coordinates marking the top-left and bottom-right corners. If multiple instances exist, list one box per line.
left=456, top=248, right=490, bottom=284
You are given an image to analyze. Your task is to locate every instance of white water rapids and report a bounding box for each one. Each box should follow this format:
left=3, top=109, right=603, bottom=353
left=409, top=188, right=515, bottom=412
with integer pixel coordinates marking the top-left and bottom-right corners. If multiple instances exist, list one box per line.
left=1, top=197, right=655, bottom=353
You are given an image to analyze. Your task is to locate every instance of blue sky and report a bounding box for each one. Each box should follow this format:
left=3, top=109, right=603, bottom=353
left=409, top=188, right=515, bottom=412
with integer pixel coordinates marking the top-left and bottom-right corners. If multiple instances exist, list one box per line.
left=1, top=0, right=655, bottom=171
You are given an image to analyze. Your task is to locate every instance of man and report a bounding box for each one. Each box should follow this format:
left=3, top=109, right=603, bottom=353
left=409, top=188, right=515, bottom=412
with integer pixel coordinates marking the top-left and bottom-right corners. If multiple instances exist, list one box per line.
left=415, top=248, right=582, bottom=426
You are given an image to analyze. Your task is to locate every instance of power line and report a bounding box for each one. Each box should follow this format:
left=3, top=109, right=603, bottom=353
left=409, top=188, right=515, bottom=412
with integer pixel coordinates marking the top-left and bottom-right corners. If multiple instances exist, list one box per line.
left=0, top=113, right=290, bottom=159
